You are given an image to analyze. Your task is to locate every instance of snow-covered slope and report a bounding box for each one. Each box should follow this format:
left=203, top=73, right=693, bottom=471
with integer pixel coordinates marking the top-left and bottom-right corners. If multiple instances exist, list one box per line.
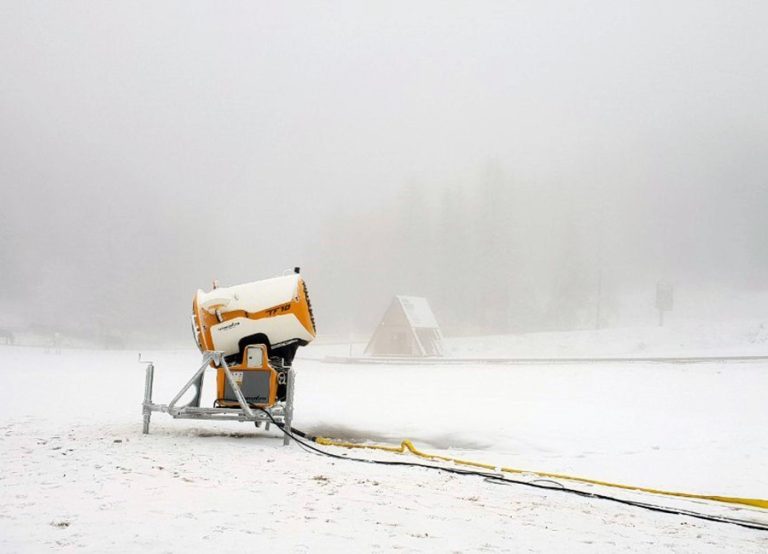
left=0, top=345, right=766, bottom=552
left=314, top=319, right=768, bottom=359
left=445, top=319, right=768, bottom=358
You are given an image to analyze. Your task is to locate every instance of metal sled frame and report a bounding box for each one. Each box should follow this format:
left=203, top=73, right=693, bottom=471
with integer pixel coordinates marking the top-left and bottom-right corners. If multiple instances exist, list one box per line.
left=141, top=350, right=295, bottom=445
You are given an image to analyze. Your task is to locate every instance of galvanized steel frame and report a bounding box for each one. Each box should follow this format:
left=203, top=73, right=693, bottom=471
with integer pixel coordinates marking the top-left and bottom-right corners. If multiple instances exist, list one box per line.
left=141, top=350, right=294, bottom=445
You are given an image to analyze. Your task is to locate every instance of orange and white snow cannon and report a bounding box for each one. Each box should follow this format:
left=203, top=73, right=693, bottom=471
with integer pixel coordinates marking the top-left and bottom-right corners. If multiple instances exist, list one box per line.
left=140, top=269, right=316, bottom=444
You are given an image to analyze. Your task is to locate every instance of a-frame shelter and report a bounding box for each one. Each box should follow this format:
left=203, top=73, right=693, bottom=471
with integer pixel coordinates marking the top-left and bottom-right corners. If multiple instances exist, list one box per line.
left=364, top=296, right=444, bottom=357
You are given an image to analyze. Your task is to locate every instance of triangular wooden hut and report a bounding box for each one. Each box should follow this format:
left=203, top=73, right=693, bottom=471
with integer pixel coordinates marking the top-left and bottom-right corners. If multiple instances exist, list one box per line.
left=364, top=296, right=443, bottom=357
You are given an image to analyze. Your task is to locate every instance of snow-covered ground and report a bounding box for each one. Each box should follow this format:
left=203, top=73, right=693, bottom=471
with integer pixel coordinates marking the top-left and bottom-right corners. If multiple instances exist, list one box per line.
left=445, top=319, right=768, bottom=358
left=1, top=337, right=767, bottom=552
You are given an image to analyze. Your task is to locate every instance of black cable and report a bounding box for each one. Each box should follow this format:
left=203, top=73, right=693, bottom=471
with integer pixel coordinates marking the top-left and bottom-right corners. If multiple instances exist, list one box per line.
left=278, top=424, right=316, bottom=442
left=256, top=409, right=768, bottom=533
left=484, top=477, right=768, bottom=532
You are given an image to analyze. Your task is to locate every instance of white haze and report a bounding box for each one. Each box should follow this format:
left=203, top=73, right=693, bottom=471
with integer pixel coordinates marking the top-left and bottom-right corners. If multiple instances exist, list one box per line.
left=1, top=1, right=767, bottom=344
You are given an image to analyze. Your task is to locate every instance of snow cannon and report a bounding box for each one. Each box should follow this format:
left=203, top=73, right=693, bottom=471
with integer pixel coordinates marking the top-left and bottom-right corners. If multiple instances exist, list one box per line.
left=192, top=270, right=316, bottom=407
left=140, top=269, right=316, bottom=444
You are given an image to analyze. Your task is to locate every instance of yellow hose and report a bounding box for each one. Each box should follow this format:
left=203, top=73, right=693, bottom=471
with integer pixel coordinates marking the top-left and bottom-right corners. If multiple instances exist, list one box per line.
left=314, top=437, right=768, bottom=510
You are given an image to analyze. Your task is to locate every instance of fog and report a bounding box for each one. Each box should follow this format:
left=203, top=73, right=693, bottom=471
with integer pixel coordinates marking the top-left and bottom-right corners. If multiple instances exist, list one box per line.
left=1, top=2, right=767, bottom=345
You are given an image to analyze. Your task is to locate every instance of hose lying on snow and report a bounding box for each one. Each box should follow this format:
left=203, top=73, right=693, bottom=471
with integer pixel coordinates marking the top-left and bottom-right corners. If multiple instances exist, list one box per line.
left=256, top=410, right=768, bottom=533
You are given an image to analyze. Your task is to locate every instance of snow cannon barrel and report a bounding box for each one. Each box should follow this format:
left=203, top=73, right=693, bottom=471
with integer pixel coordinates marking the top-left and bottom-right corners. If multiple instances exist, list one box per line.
left=192, top=272, right=316, bottom=366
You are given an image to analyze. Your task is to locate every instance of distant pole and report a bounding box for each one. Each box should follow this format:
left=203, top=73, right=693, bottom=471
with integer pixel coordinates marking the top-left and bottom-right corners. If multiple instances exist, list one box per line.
left=595, top=267, right=602, bottom=330
left=595, top=208, right=604, bottom=331
left=655, top=281, right=674, bottom=327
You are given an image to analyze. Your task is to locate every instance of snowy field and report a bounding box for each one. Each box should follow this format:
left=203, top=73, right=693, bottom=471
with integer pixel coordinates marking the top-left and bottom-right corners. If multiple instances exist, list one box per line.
left=1, top=344, right=767, bottom=552
left=321, top=319, right=768, bottom=359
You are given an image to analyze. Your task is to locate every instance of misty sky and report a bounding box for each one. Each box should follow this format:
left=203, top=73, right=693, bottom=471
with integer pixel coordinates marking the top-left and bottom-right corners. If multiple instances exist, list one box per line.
left=1, top=2, right=767, bottom=342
